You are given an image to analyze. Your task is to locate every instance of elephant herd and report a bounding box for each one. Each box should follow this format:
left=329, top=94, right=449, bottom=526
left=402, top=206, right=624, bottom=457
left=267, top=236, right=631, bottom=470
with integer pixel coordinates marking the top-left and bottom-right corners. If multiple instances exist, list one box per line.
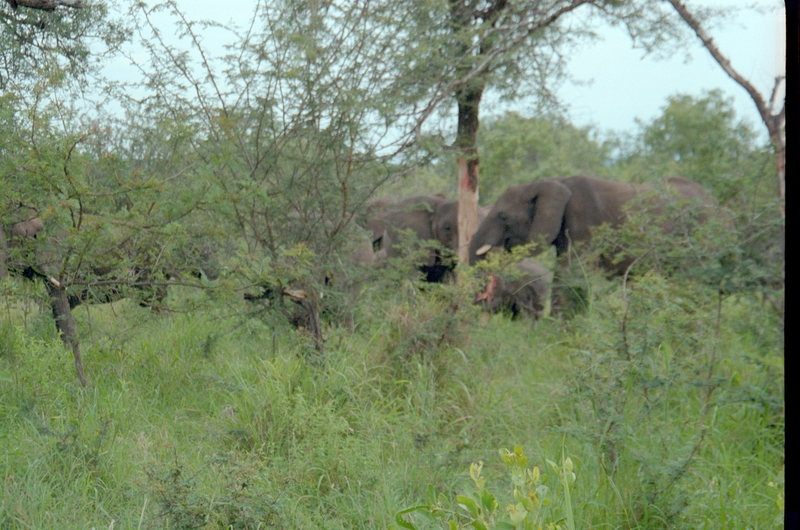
left=1, top=174, right=722, bottom=337
left=362, top=174, right=722, bottom=321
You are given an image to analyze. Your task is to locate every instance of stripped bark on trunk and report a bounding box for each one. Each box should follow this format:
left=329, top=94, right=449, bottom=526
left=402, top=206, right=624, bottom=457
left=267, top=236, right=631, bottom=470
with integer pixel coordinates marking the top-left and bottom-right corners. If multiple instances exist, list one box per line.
left=455, top=82, right=483, bottom=264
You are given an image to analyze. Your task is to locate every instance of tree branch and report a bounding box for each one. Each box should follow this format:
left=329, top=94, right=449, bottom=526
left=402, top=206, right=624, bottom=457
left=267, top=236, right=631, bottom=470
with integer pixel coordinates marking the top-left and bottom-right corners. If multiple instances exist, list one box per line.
left=667, top=0, right=784, bottom=244
left=665, top=0, right=784, bottom=138
left=5, top=0, right=83, bottom=11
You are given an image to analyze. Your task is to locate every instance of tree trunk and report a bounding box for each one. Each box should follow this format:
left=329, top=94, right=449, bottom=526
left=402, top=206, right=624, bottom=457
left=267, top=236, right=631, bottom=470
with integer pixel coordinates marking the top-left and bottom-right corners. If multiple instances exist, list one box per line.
left=455, top=83, right=484, bottom=265
left=771, top=127, right=785, bottom=253
left=46, top=282, right=87, bottom=387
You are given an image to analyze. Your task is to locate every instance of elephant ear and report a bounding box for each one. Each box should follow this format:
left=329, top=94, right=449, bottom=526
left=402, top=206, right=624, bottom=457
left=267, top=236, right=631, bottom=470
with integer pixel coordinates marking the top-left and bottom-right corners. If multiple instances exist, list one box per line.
left=525, top=179, right=572, bottom=250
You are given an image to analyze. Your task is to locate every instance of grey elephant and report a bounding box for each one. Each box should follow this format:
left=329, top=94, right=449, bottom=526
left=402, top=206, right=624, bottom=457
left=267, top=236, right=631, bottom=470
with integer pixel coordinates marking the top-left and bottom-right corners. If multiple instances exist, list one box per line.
left=469, top=175, right=715, bottom=267
left=476, top=258, right=551, bottom=321
left=375, top=195, right=490, bottom=282
left=468, top=175, right=718, bottom=311
left=3, top=214, right=223, bottom=309
left=363, top=197, right=395, bottom=256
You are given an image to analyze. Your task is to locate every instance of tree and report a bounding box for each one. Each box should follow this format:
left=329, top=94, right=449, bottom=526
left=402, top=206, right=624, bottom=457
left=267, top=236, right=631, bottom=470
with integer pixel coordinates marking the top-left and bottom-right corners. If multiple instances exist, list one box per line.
left=1, top=0, right=126, bottom=386
left=124, top=0, right=467, bottom=353
left=0, top=0, right=125, bottom=89
left=444, top=0, right=592, bottom=263
left=612, top=91, right=783, bottom=316
left=665, top=0, right=785, bottom=241
left=638, top=90, right=768, bottom=201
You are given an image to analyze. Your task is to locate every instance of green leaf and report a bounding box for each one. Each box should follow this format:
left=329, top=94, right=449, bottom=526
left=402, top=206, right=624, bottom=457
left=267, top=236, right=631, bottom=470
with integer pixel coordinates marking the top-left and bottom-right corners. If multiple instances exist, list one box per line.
left=509, top=502, right=528, bottom=524
left=458, top=495, right=482, bottom=519
left=481, top=489, right=498, bottom=515
left=393, top=505, right=431, bottom=530
left=470, top=520, right=488, bottom=530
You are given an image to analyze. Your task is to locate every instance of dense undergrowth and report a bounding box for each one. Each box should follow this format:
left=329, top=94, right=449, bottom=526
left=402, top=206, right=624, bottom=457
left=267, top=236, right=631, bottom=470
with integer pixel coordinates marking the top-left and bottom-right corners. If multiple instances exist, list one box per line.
left=0, top=260, right=783, bottom=529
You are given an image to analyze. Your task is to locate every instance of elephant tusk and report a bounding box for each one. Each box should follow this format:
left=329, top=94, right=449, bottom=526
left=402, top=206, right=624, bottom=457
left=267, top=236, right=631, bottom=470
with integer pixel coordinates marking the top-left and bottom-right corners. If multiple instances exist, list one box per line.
left=475, top=244, right=492, bottom=256
left=49, top=277, right=61, bottom=288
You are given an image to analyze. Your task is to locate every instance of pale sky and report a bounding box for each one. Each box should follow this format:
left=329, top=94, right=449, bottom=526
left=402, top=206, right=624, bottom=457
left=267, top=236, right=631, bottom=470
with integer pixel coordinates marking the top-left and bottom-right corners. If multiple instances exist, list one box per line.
left=109, top=0, right=786, bottom=144
left=553, top=0, right=786, bottom=142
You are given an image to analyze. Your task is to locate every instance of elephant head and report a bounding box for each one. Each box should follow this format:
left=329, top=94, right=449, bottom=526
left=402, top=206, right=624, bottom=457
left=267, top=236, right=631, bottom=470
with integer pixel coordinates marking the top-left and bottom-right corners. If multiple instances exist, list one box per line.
left=468, top=178, right=573, bottom=264
left=470, top=174, right=720, bottom=272
left=375, top=195, right=464, bottom=282
left=430, top=201, right=492, bottom=259
left=476, top=258, right=551, bottom=321
left=4, top=216, right=61, bottom=285
left=368, top=195, right=494, bottom=281
left=382, top=195, right=448, bottom=264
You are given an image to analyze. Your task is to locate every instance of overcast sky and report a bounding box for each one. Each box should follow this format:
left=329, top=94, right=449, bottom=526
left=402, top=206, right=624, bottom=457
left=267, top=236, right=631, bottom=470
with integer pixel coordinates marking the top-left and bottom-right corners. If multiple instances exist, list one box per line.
left=552, top=0, right=786, bottom=141
left=113, top=0, right=785, bottom=143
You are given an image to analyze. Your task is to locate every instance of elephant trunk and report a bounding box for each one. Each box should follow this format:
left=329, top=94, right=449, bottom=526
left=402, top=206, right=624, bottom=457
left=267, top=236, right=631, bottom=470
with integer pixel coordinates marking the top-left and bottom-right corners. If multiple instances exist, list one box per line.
left=468, top=219, right=503, bottom=265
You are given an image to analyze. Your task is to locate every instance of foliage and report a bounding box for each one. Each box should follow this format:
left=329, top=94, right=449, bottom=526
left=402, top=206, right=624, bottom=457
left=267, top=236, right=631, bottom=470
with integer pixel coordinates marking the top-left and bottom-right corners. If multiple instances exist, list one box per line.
left=477, top=112, right=613, bottom=203
left=612, top=90, right=783, bottom=303
left=619, top=90, right=772, bottom=202
left=391, top=446, right=578, bottom=530
left=0, top=261, right=784, bottom=528
left=0, top=0, right=127, bottom=90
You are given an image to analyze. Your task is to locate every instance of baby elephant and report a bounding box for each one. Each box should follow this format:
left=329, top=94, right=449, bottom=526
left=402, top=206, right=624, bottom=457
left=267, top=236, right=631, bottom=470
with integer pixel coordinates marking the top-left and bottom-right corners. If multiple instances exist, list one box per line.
left=476, top=259, right=551, bottom=321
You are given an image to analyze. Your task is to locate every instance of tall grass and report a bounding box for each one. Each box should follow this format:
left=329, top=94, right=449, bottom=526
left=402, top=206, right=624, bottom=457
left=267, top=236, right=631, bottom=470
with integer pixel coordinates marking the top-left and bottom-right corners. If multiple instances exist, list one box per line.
left=0, top=267, right=783, bottom=529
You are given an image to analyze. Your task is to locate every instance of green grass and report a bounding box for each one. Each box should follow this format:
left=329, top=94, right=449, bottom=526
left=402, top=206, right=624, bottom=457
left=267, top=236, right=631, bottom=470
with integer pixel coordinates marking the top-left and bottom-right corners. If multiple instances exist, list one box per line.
left=0, top=273, right=783, bottom=529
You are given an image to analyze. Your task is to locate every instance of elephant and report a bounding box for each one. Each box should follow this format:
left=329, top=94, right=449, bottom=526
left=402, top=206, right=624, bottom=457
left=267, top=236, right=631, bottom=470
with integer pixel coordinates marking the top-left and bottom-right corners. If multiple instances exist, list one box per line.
left=469, top=175, right=715, bottom=267
left=468, top=175, right=719, bottom=311
left=375, top=195, right=490, bottom=282
left=475, top=258, right=551, bottom=321
left=2, top=212, right=225, bottom=386
left=2, top=216, right=62, bottom=288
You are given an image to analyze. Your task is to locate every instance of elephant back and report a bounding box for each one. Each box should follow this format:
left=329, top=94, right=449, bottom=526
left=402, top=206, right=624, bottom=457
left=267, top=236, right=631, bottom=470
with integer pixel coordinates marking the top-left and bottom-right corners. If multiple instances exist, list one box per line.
left=559, top=176, right=641, bottom=244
